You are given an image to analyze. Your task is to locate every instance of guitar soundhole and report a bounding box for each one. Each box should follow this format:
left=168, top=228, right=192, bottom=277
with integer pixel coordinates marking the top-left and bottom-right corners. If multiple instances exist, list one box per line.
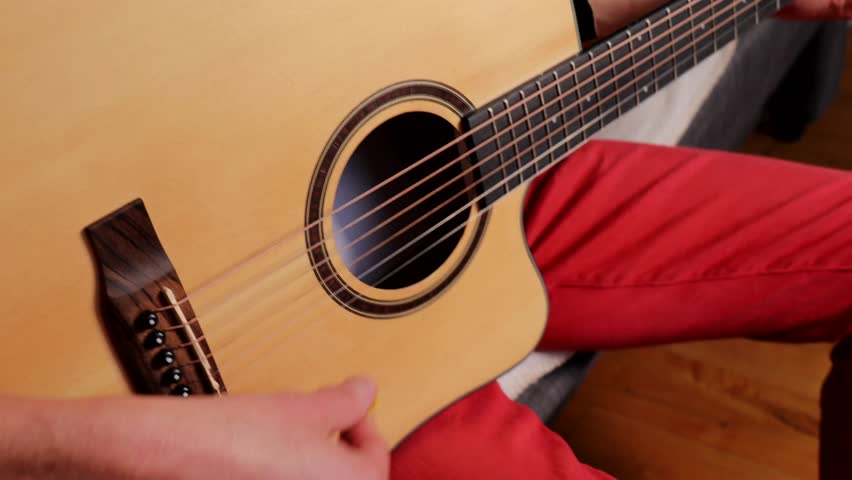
left=332, top=112, right=472, bottom=289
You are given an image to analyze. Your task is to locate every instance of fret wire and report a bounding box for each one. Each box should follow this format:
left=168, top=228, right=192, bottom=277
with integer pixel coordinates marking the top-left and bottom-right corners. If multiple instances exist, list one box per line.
left=701, top=9, right=713, bottom=56
left=588, top=52, right=604, bottom=129
left=553, top=70, right=571, bottom=155
left=625, top=31, right=639, bottom=102
left=754, top=0, right=760, bottom=23
left=553, top=71, right=569, bottom=129
left=606, top=41, right=623, bottom=117
left=710, top=0, right=718, bottom=50
left=553, top=70, right=574, bottom=150
left=646, top=18, right=659, bottom=92
left=570, top=61, right=587, bottom=141
left=487, top=107, right=508, bottom=196
left=688, top=1, right=699, bottom=65
left=734, top=0, right=740, bottom=39
left=503, top=99, right=523, bottom=183
left=536, top=80, right=555, bottom=167
left=665, top=7, right=678, bottom=78
left=518, top=91, right=538, bottom=175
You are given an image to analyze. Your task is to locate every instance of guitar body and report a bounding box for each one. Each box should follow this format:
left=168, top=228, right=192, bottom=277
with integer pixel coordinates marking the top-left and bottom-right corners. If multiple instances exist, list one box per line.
left=1, top=1, right=580, bottom=445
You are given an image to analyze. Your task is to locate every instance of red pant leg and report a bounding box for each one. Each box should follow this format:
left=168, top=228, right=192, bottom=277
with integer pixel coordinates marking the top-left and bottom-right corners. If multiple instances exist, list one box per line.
left=525, top=140, right=852, bottom=348
left=392, top=140, right=852, bottom=479
left=391, top=383, right=614, bottom=480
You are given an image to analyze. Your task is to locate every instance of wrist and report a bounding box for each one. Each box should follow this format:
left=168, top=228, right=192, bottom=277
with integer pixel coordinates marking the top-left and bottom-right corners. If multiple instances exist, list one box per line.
left=0, top=397, right=68, bottom=479
left=0, top=396, right=144, bottom=480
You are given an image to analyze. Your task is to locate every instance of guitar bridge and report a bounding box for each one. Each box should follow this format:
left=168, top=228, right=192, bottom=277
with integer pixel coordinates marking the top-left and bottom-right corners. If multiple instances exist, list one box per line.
left=85, top=199, right=226, bottom=396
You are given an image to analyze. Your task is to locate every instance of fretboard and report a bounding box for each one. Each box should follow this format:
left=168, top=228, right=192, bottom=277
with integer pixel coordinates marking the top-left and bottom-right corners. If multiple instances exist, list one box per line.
left=465, top=0, right=788, bottom=207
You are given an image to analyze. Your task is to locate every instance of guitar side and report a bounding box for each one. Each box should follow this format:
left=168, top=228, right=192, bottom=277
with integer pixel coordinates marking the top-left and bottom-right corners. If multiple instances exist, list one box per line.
left=0, top=0, right=580, bottom=445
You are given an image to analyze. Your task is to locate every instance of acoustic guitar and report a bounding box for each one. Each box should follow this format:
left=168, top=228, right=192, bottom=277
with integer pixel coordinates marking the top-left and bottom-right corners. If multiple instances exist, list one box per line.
left=1, top=0, right=785, bottom=446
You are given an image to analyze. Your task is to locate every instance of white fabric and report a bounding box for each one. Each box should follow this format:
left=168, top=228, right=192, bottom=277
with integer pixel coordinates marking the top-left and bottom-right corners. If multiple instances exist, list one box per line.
left=594, top=42, right=738, bottom=144
left=497, top=42, right=738, bottom=399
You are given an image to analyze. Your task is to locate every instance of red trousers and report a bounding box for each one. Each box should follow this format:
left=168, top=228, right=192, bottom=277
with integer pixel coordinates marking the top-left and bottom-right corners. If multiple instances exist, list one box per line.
left=391, top=140, right=852, bottom=479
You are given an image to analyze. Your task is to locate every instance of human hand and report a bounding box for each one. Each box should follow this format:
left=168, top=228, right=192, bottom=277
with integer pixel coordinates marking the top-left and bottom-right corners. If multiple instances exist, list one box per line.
left=781, top=0, right=851, bottom=19
left=590, top=0, right=850, bottom=39
left=2, top=377, right=389, bottom=480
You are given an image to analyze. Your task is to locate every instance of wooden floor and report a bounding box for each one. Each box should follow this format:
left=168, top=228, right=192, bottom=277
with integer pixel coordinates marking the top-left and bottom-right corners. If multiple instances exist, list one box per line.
left=552, top=32, right=852, bottom=479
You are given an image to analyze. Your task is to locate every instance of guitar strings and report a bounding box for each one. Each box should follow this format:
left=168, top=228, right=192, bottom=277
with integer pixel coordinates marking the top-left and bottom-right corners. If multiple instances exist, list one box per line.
left=313, top=13, right=743, bottom=303
left=310, top=0, right=759, bottom=275
left=197, top=0, right=757, bottom=341
left=211, top=16, right=759, bottom=363
left=312, top=0, right=751, bottom=249
left=183, top=0, right=748, bottom=322
left=210, top=8, right=759, bottom=363
left=315, top=0, right=768, bottom=271
left=181, top=0, right=748, bottom=304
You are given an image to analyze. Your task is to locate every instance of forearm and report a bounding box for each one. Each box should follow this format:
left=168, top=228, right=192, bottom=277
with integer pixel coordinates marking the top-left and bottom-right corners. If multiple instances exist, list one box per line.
left=0, top=397, right=71, bottom=479
left=0, top=397, right=142, bottom=480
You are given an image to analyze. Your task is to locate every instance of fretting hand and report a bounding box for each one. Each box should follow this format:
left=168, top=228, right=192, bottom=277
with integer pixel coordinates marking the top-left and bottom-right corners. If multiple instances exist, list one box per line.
left=590, top=0, right=850, bottom=37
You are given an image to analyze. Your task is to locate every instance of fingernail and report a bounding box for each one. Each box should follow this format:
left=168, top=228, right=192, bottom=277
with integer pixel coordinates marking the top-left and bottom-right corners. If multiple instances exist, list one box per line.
left=345, top=376, right=377, bottom=405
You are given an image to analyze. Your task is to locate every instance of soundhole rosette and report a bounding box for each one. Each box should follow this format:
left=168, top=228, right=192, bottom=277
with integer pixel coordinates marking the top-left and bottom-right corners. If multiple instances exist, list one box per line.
left=305, top=81, right=488, bottom=317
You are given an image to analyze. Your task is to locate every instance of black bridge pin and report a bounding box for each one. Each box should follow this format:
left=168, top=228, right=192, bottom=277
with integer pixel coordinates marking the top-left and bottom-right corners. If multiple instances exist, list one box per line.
left=144, top=330, right=167, bottom=349
left=161, top=367, right=183, bottom=386
left=170, top=385, right=192, bottom=397
left=152, top=349, right=176, bottom=368
left=135, top=311, right=159, bottom=330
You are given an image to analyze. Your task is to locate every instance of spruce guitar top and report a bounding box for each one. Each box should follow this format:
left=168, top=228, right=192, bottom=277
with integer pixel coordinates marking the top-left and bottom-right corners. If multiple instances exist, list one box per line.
left=0, top=0, right=785, bottom=445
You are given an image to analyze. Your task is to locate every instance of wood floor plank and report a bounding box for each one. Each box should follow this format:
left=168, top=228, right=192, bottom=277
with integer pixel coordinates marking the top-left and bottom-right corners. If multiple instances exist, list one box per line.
left=555, top=343, right=823, bottom=478
left=665, top=341, right=832, bottom=399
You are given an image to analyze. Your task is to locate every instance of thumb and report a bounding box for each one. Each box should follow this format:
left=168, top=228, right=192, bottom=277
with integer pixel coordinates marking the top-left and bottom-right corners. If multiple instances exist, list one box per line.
left=310, top=376, right=377, bottom=430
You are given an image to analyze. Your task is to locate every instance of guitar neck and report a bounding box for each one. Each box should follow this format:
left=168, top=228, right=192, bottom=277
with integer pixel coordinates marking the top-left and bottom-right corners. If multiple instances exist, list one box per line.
left=465, top=0, right=790, bottom=207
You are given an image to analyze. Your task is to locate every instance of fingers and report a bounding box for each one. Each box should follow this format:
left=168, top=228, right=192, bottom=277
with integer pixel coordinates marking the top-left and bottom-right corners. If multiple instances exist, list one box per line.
left=342, top=416, right=390, bottom=479
left=303, top=378, right=388, bottom=479
left=310, top=376, right=377, bottom=431
left=343, top=414, right=387, bottom=452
